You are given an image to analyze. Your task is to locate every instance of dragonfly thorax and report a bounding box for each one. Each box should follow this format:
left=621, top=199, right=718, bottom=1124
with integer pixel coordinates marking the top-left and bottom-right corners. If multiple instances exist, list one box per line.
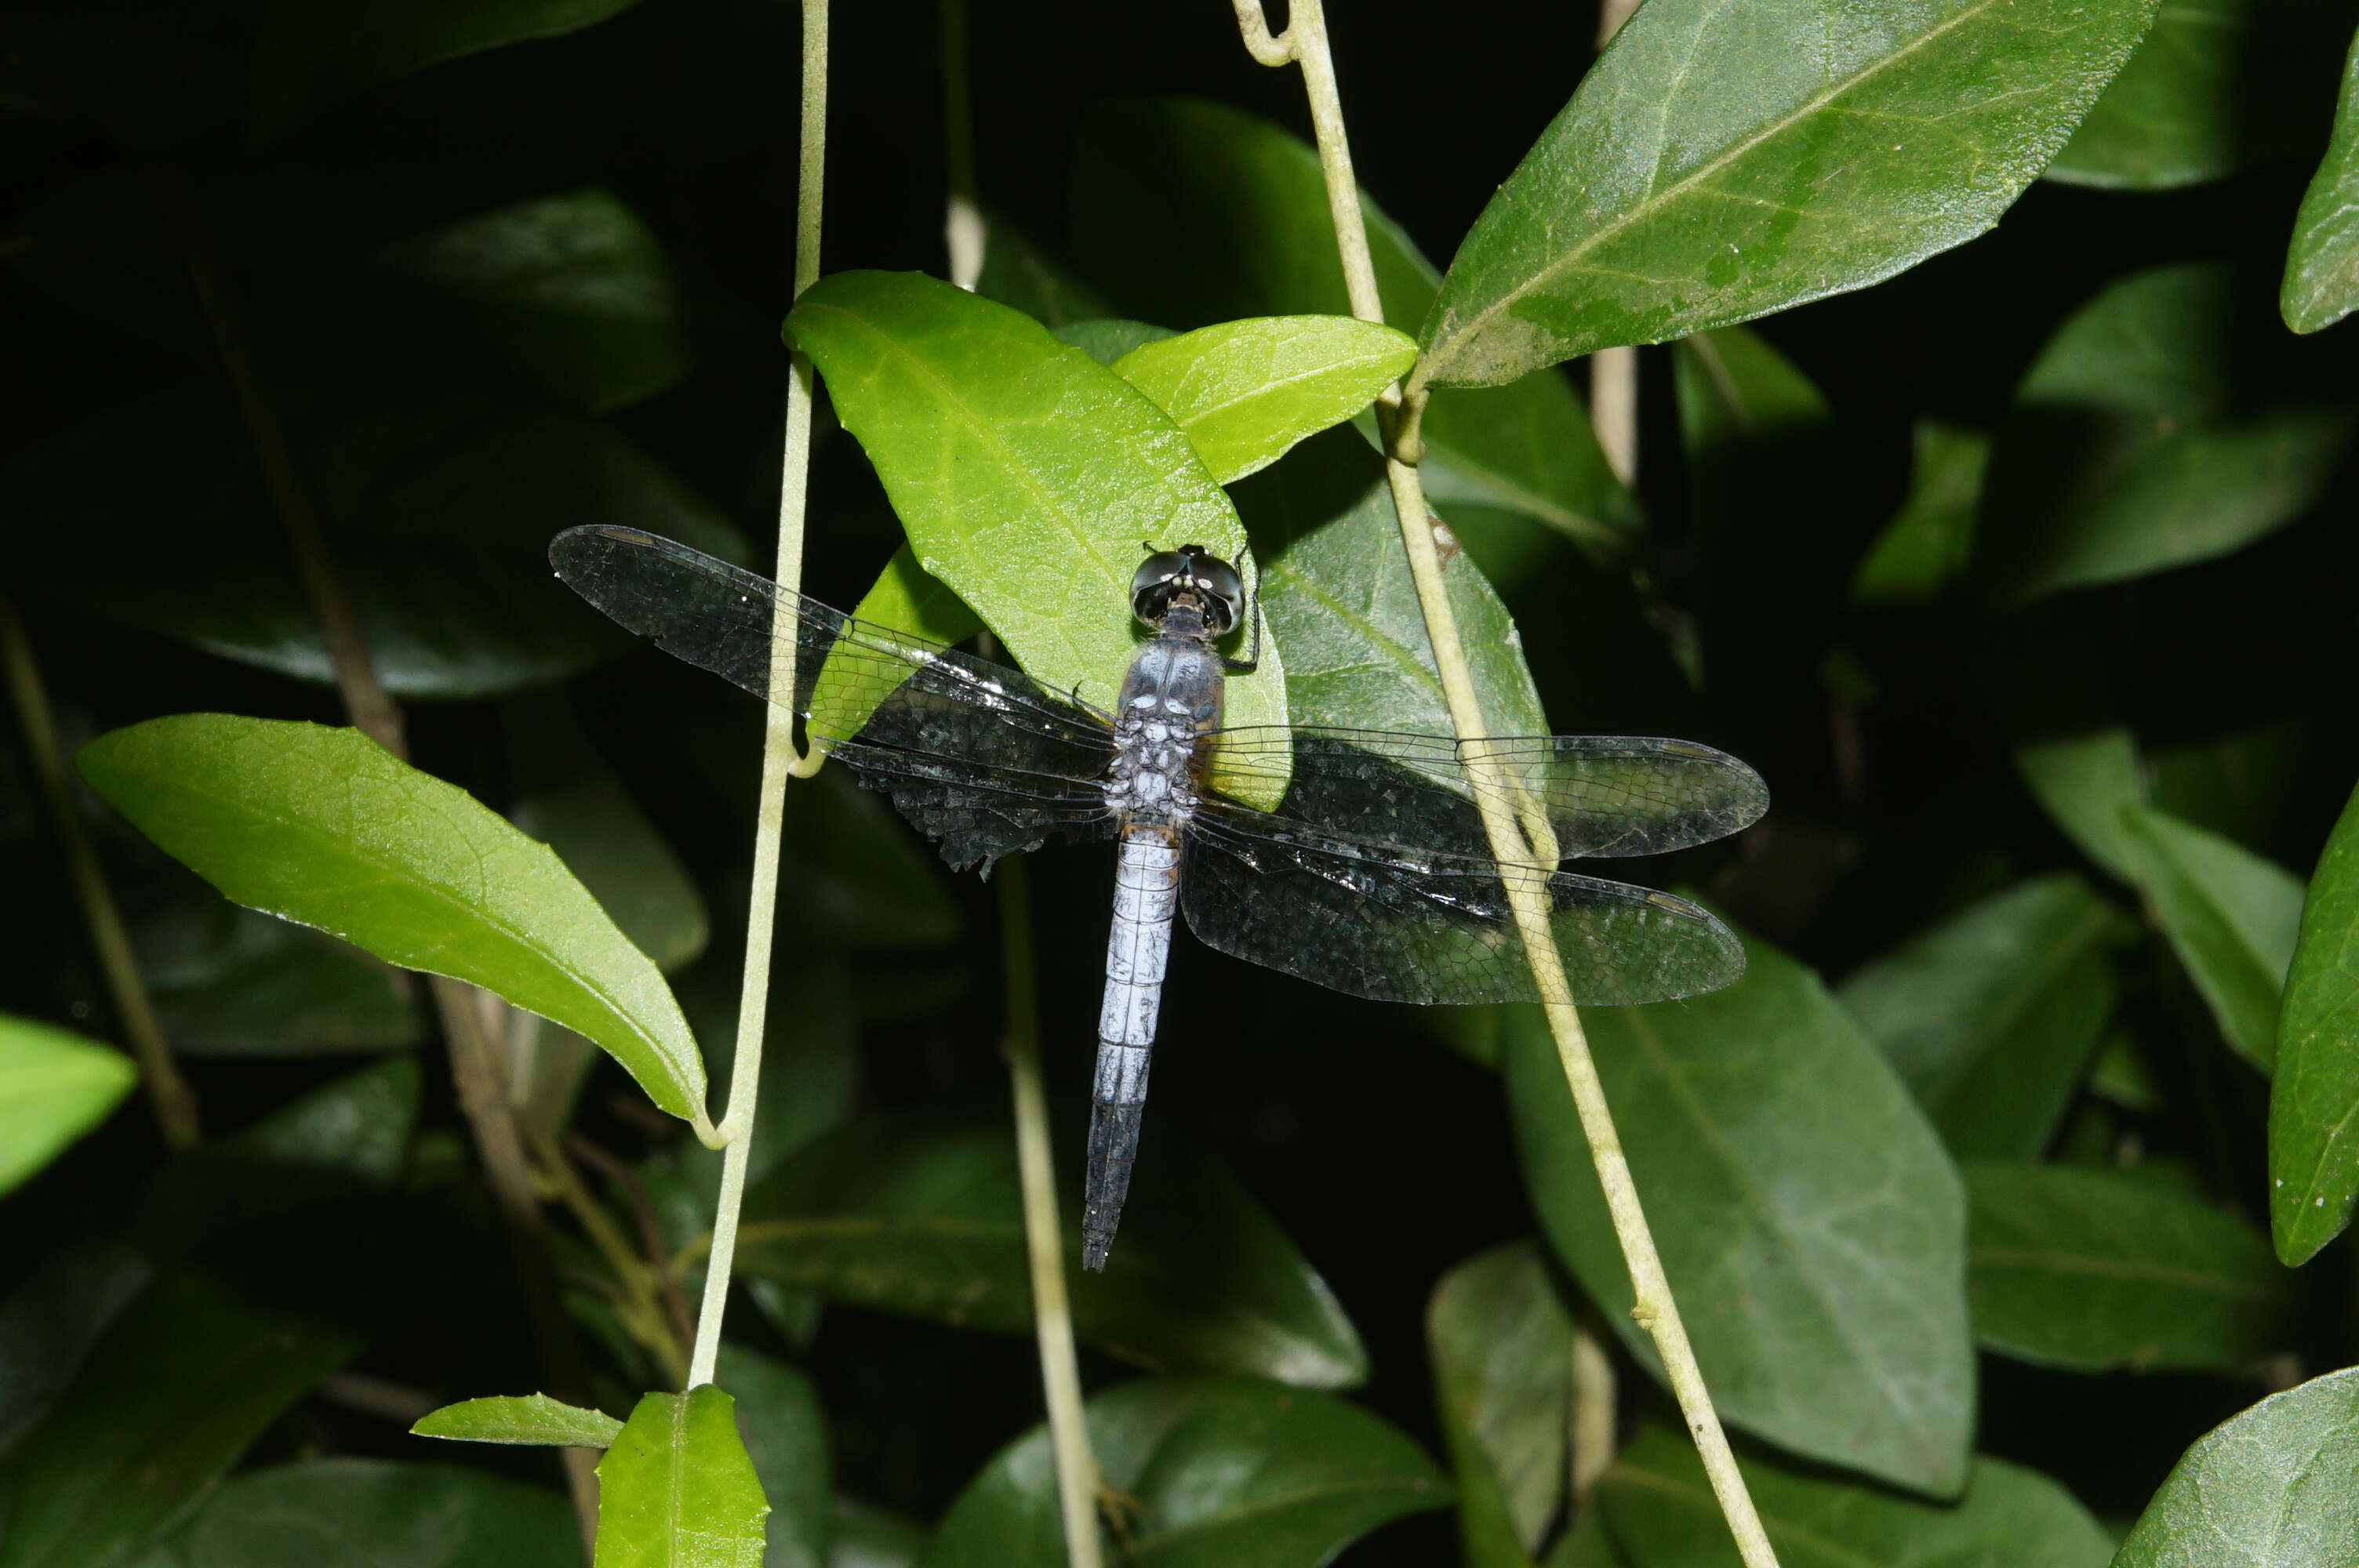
left=1104, top=634, right=1223, bottom=826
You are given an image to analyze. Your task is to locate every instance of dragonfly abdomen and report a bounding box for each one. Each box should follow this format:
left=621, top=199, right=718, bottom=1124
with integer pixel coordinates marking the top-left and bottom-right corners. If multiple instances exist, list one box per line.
left=1084, top=826, right=1182, bottom=1270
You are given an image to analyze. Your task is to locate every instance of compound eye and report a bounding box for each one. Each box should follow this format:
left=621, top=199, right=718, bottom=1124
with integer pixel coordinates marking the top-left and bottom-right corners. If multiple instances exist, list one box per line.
left=1192, top=553, right=1245, bottom=633
left=1131, top=550, right=1189, bottom=621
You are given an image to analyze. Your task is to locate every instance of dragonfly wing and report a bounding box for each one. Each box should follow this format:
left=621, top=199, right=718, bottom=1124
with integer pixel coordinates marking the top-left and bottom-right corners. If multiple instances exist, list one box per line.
left=1180, top=809, right=1746, bottom=1006
left=552, top=525, right=1115, bottom=868
left=1206, top=728, right=1767, bottom=860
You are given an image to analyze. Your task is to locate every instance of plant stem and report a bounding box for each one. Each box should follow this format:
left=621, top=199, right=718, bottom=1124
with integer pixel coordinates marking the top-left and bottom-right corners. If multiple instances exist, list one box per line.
left=1587, top=0, right=1643, bottom=488
left=529, top=1127, right=689, bottom=1389
left=1234, top=8, right=1782, bottom=1565
left=687, top=0, right=831, bottom=1392
left=998, top=856, right=1104, bottom=1568
left=940, top=0, right=985, bottom=289
left=0, top=597, right=202, bottom=1149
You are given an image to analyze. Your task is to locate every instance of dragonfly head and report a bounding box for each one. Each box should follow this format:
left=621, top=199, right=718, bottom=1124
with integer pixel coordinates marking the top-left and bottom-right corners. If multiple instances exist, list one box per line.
left=1131, top=545, right=1243, bottom=640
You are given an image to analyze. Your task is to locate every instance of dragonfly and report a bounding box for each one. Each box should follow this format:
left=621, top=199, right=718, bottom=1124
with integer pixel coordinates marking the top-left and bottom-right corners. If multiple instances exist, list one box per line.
left=551, top=525, right=1768, bottom=1269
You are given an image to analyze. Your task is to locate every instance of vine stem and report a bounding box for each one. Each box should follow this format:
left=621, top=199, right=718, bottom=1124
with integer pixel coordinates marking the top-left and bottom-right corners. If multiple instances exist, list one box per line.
left=685, top=0, right=830, bottom=1392
left=1587, top=0, right=1644, bottom=488
left=998, top=857, right=1104, bottom=1568
left=0, top=597, right=202, bottom=1149
left=940, top=0, right=985, bottom=289
left=1231, top=6, right=1783, bottom=1564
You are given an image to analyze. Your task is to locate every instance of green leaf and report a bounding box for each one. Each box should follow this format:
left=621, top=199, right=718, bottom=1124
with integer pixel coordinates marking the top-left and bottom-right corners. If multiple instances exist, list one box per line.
left=831, top=1498, right=927, bottom=1568
left=413, top=1392, right=624, bottom=1448
left=0, top=1268, right=365, bottom=1568
left=921, top=1375, right=1448, bottom=1568
left=1234, top=426, right=1549, bottom=739
left=1416, top=0, right=2160, bottom=386
left=0, top=1013, right=136, bottom=1195
left=247, top=0, right=642, bottom=141
left=1852, top=422, right=1988, bottom=606
left=1504, top=932, right=1974, bottom=1496
left=79, top=716, right=708, bottom=1131
left=782, top=270, right=1290, bottom=810
left=714, top=1345, right=832, bottom=1568
left=972, top=212, right=1115, bottom=328
left=137, top=895, right=423, bottom=1058
left=2270, top=781, right=2359, bottom=1264
left=1427, top=1242, right=1576, bottom=1567
left=180, top=1459, right=583, bottom=1567
left=1597, top=1424, right=2110, bottom=1568
left=1839, top=874, right=2128, bottom=1158
left=2120, top=805, right=2304, bottom=1069
left=1976, top=263, right=2357, bottom=603
left=2151, top=717, right=2314, bottom=855
left=1965, top=1160, right=2289, bottom=1373
left=1110, top=317, right=1416, bottom=485
left=595, top=1386, right=769, bottom=1568
left=734, top=1112, right=1366, bottom=1390
left=1065, top=96, right=1638, bottom=551
left=802, top=547, right=983, bottom=764
left=2112, top=1366, right=2359, bottom=1567
left=2287, top=27, right=2359, bottom=332
left=2049, top=0, right=2357, bottom=191
left=1053, top=319, right=1178, bottom=365
left=5, top=380, right=743, bottom=700
left=2017, top=727, right=2150, bottom=883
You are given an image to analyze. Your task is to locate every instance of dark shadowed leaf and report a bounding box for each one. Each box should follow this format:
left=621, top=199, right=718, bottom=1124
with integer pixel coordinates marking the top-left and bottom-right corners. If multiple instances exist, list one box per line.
left=1976, top=263, right=2356, bottom=603
left=1416, top=0, right=2160, bottom=385
left=1965, top=1160, right=2290, bottom=1372
left=596, top=1386, right=769, bottom=1568
left=4, top=381, right=745, bottom=699
left=1505, top=931, right=1974, bottom=1496
left=783, top=270, right=1288, bottom=808
left=2151, top=718, right=2314, bottom=856
left=181, top=1459, right=583, bottom=1567
left=1852, top=422, right=1987, bottom=606
left=973, top=212, right=1116, bottom=328
left=247, top=0, right=643, bottom=141
left=734, top=1112, right=1365, bottom=1389
left=2286, top=33, right=2359, bottom=333
left=831, top=1499, right=927, bottom=1568
left=1427, top=1241, right=1576, bottom=1568
left=2018, top=728, right=2150, bottom=884
left=2112, top=1367, right=2359, bottom=1567
left=0, top=1012, right=136, bottom=1196
left=2270, top=782, right=2359, bottom=1264
left=0, top=1269, right=365, bottom=1568
left=1056, top=318, right=1177, bottom=365
left=2121, top=805, right=2303, bottom=1070
left=136, top=894, right=422, bottom=1058
left=1839, top=873, right=2128, bottom=1158
left=715, top=1345, right=832, bottom=1568
left=413, top=1392, right=623, bottom=1448
left=1111, top=317, right=1416, bottom=484
left=1064, top=96, right=1638, bottom=552
left=921, top=1375, right=1448, bottom=1568
left=79, top=716, right=707, bottom=1130
left=1598, top=1425, right=2110, bottom=1567
left=1233, top=426, right=1548, bottom=739
left=0, top=1240, right=154, bottom=1460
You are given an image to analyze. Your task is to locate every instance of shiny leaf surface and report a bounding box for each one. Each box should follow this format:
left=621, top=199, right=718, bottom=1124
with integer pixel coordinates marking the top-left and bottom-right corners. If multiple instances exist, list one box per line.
left=1417, top=0, right=2160, bottom=385
left=2121, top=805, right=2304, bottom=1070
left=2270, top=781, right=2359, bottom=1263
left=79, top=716, right=707, bottom=1127
left=413, top=1392, right=624, bottom=1448
left=2112, top=1367, right=2359, bottom=1568
left=596, top=1386, right=769, bottom=1568
left=921, top=1375, right=1448, bottom=1568
left=2286, top=31, right=2359, bottom=333
left=1966, top=1160, right=2290, bottom=1372
left=0, top=1013, right=136, bottom=1196
left=1427, top=1241, right=1575, bottom=1567
left=181, top=1460, right=583, bottom=1567
left=1506, top=934, right=1973, bottom=1495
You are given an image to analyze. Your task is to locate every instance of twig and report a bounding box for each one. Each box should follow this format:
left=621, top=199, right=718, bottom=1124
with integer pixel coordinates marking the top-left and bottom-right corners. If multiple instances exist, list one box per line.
left=571, top=1132, right=700, bottom=1357
left=1233, top=7, right=1782, bottom=1565
left=685, top=0, right=830, bottom=1392
left=529, top=1127, right=689, bottom=1389
left=940, top=0, right=985, bottom=289
left=0, top=597, right=202, bottom=1149
left=999, top=855, right=1104, bottom=1568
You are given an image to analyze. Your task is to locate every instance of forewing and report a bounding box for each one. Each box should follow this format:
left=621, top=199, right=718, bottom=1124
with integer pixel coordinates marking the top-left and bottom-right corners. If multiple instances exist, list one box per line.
left=1205, top=728, right=1767, bottom=861
left=551, top=525, right=1114, bottom=867
left=1181, top=809, right=1746, bottom=1006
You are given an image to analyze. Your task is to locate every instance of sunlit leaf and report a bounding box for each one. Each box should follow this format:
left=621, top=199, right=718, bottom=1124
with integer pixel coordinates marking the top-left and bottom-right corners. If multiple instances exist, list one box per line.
left=2121, top=805, right=2304, bottom=1070
left=2112, top=1367, right=2359, bottom=1568
left=248, top=0, right=643, bottom=141
left=180, top=1459, right=583, bottom=1567
left=0, top=1012, right=136, bottom=1196
left=1110, top=317, right=1416, bottom=485
left=1427, top=1241, right=1575, bottom=1567
left=783, top=270, right=1289, bottom=809
left=1839, top=873, right=2128, bottom=1158
left=595, top=1386, right=769, bottom=1568
left=413, top=1392, right=624, bottom=1448
left=1505, top=931, right=1974, bottom=1496
left=1597, top=1424, right=2110, bottom=1567
left=1965, top=1160, right=2290, bottom=1372
left=1065, top=96, right=1638, bottom=552
left=1416, top=0, right=2160, bottom=385
left=2286, top=31, right=2359, bottom=333
left=715, top=1345, right=831, bottom=1568
left=5, top=381, right=745, bottom=700
left=1852, top=422, right=1987, bottom=607
left=2270, top=780, right=2359, bottom=1264
left=921, top=1375, right=1448, bottom=1568
left=79, top=716, right=708, bottom=1130
left=734, top=1112, right=1366, bottom=1390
